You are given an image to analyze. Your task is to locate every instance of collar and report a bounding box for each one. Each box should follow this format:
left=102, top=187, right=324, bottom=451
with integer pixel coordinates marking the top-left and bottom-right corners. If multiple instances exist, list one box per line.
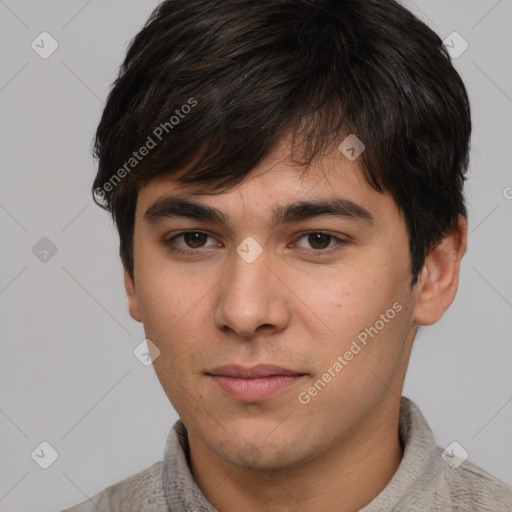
left=162, top=396, right=443, bottom=511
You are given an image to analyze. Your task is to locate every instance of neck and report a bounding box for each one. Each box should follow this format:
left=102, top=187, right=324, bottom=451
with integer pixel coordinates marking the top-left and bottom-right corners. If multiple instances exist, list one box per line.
left=188, top=397, right=403, bottom=512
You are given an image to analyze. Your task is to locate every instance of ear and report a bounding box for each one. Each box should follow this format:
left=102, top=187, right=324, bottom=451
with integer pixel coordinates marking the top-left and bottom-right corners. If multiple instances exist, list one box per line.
left=123, top=262, right=142, bottom=322
left=413, top=214, right=468, bottom=326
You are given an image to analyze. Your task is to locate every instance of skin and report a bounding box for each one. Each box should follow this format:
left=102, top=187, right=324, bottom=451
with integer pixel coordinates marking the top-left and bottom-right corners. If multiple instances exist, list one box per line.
left=124, top=136, right=467, bottom=512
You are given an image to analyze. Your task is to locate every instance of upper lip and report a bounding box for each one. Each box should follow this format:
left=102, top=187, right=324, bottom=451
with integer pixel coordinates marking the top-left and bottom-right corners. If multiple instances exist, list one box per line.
left=207, top=364, right=305, bottom=378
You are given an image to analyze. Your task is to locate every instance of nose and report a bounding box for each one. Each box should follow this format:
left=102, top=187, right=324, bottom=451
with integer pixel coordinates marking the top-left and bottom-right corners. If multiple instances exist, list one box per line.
left=213, top=245, right=291, bottom=339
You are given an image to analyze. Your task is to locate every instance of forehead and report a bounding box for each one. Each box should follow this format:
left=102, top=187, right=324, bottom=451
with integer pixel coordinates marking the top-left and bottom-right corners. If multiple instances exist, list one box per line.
left=135, top=147, right=397, bottom=228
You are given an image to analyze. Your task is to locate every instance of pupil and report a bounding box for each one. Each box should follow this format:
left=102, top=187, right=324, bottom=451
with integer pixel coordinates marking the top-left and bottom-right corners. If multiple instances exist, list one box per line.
left=185, top=232, right=206, bottom=248
left=309, top=233, right=329, bottom=249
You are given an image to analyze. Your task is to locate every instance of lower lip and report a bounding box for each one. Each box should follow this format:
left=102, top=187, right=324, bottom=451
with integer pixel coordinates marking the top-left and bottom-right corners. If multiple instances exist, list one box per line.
left=209, top=375, right=305, bottom=401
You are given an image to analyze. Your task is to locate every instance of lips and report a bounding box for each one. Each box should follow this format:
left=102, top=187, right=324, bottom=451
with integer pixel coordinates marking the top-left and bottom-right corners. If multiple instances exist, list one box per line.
left=206, top=364, right=307, bottom=401
left=207, top=364, right=305, bottom=378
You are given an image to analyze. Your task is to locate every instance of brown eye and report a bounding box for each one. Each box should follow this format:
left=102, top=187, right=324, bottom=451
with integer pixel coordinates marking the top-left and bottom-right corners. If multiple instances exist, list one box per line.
left=293, top=231, right=348, bottom=256
left=307, top=232, right=332, bottom=250
left=164, top=231, right=218, bottom=254
left=182, top=232, right=209, bottom=249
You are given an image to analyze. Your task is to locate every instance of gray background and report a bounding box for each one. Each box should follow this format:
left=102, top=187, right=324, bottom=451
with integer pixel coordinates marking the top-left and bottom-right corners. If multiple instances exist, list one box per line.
left=1, top=1, right=511, bottom=510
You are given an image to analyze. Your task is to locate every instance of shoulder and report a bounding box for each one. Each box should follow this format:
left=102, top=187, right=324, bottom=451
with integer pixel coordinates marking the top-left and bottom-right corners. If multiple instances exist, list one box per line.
left=433, top=447, right=512, bottom=511
left=61, top=461, right=168, bottom=512
left=378, top=398, right=512, bottom=511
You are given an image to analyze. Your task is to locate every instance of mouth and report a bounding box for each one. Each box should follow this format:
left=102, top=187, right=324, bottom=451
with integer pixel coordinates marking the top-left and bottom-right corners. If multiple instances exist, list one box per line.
left=206, top=364, right=308, bottom=402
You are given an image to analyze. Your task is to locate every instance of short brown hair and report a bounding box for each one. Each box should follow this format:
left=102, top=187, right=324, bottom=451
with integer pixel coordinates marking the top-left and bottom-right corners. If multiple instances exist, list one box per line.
left=92, top=0, right=471, bottom=286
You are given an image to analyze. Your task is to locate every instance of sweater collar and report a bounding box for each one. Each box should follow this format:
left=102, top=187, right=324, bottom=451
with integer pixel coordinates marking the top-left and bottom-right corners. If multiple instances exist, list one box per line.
left=162, top=396, right=442, bottom=511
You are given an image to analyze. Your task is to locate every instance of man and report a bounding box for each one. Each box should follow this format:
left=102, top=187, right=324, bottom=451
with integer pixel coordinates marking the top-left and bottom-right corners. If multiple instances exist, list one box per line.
left=64, top=0, right=512, bottom=510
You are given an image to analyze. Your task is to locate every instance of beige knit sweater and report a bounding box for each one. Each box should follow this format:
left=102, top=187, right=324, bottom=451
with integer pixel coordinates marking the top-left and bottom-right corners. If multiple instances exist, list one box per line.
left=62, top=397, right=512, bottom=511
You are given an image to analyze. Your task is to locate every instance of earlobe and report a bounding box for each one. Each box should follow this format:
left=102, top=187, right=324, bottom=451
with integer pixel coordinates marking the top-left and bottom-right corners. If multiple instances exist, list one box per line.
left=123, top=265, right=142, bottom=322
left=413, top=214, right=468, bottom=326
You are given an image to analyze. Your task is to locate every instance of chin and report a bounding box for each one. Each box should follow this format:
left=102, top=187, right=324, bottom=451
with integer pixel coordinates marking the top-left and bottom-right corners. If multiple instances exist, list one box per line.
left=215, top=432, right=307, bottom=472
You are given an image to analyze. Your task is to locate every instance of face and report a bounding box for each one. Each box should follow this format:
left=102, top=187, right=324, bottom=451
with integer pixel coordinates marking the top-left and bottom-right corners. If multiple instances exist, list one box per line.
left=125, top=139, right=422, bottom=472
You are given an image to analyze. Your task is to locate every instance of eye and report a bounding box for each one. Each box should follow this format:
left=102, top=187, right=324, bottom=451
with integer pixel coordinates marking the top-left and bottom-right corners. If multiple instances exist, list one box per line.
left=164, top=231, right=219, bottom=253
left=163, top=230, right=348, bottom=256
left=293, top=231, right=347, bottom=254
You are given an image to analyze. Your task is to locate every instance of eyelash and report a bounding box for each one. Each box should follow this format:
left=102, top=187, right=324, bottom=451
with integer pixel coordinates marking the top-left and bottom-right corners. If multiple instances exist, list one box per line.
left=163, top=231, right=348, bottom=257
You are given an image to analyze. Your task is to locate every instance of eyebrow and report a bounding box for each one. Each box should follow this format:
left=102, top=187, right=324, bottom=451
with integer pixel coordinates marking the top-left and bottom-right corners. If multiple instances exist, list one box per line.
left=143, top=195, right=374, bottom=229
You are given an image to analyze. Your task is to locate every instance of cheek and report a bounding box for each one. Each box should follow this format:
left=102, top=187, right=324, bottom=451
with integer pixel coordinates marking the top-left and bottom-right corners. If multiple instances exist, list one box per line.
left=134, top=245, right=210, bottom=333
left=300, top=262, right=383, bottom=339
left=134, top=262, right=227, bottom=375
left=296, top=255, right=410, bottom=376
left=303, top=302, right=412, bottom=425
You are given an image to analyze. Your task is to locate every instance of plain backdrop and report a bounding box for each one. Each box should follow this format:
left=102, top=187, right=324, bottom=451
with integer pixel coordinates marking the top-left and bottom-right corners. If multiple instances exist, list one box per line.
left=1, top=1, right=511, bottom=510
